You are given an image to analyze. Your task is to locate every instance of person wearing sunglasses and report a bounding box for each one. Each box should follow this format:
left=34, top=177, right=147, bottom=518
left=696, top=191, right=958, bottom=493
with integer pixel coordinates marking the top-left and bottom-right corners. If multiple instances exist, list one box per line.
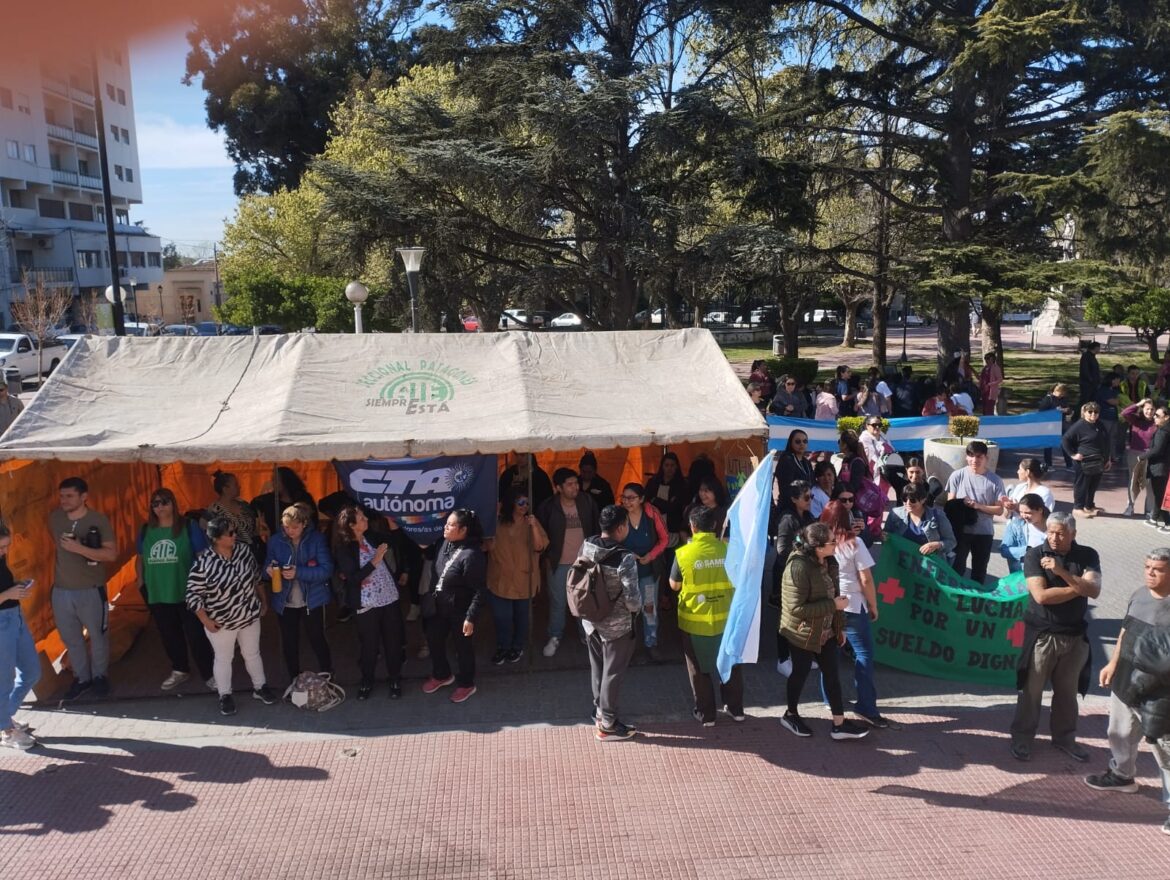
left=778, top=522, right=869, bottom=740
left=618, top=482, right=668, bottom=660
left=860, top=417, right=907, bottom=500
left=772, top=480, right=817, bottom=675
left=769, top=375, right=810, bottom=419
left=186, top=516, right=275, bottom=716
left=135, top=488, right=212, bottom=691
left=885, top=483, right=957, bottom=564
left=486, top=486, right=549, bottom=665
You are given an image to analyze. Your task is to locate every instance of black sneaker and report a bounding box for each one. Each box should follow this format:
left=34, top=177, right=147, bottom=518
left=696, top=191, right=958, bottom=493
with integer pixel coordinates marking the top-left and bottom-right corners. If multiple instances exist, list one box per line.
left=692, top=708, right=715, bottom=728
left=505, top=649, right=524, bottom=664
left=1084, top=769, right=1139, bottom=793
left=830, top=719, right=870, bottom=740
left=595, top=721, right=637, bottom=741
left=1011, top=743, right=1031, bottom=762
left=780, top=712, right=812, bottom=738
left=90, top=676, right=110, bottom=698
left=61, top=679, right=92, bottom=702
left=490, top=649, right=508, bottom=666
left=389, top=681, right=402, bottom=700
left=252, top=686, right=277, bottom=705
left=219, top=694, right=237, bottom=716
left=853, top=711, right=894, bottom=729
left=357, top=685, right=372, bottom=701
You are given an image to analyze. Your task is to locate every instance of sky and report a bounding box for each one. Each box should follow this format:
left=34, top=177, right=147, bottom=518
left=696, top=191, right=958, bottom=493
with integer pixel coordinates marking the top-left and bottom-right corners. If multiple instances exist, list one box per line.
left=130, top=27, right=236, bottom=259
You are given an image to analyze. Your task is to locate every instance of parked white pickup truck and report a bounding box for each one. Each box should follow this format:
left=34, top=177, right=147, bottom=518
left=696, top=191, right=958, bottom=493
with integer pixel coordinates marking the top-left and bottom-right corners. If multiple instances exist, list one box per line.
left=0, top=333, right=67, bottom=380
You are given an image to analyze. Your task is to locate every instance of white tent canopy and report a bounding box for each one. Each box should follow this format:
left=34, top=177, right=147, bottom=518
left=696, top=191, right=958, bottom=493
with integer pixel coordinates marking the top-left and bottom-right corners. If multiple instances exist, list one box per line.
left=0, top=329, right=766, bottom=463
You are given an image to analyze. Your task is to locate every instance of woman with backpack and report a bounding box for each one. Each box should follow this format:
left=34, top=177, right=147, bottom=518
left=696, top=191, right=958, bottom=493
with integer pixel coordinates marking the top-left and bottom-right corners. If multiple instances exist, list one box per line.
left=838, top=430, right=882, bottom=541
left=422, top=509, right=488, bottom=704
left=136, top=488, right=213, bottom=691
left=333, top=504, right=406, bottom=700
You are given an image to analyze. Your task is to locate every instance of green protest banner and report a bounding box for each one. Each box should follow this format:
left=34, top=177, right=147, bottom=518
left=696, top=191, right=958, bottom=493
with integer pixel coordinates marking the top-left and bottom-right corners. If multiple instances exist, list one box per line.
left=871, top=533, right=1029, bottom=686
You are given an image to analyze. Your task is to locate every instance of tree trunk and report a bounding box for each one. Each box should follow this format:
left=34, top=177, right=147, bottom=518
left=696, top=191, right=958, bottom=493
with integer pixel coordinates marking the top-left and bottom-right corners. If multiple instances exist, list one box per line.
left=871, top=297, right=890, bottom=365
left=980, top=305, right=1003, bottom=364
left=843, top=301, right=859, bottom=348
left=936, top=303, right=970, bottom=383
left=779, top=309, right=799, bottom=357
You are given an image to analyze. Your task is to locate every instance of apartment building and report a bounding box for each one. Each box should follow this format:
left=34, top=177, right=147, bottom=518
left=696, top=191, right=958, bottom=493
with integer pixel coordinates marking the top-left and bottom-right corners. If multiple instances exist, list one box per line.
left=0, top=44, right=163, bottom=327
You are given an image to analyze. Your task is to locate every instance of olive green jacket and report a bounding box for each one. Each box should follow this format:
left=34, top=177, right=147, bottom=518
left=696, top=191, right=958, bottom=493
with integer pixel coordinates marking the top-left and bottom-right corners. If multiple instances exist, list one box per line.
left=779, top=552, right=843, bottom=651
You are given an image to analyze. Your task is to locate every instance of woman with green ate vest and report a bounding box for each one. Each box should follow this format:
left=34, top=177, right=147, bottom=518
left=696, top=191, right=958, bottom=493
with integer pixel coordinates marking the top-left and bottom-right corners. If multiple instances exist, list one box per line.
left=670, top=505, right=744, bottom=726
left=136, top=488, right=213, bottom=691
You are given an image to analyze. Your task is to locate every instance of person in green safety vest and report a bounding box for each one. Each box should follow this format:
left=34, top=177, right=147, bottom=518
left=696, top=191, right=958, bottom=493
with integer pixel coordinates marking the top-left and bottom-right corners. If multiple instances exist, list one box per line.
left=669, top=504, right=744, bottom=726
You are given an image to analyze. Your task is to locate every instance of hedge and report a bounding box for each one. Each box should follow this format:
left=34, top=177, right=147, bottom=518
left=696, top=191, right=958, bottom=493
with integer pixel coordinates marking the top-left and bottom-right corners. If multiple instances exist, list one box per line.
left=761, top=358, right=819, bottom=388
left=836, top=416, right=890, bottom=435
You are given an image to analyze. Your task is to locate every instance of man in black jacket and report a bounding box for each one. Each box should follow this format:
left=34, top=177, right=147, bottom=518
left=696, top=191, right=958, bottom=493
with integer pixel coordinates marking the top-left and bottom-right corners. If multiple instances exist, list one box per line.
left=537, top=468, right=600, bottom=657
left=1010, top=513, right=1100, bottom=763
left=1143, top=406, right=1170, bottom=530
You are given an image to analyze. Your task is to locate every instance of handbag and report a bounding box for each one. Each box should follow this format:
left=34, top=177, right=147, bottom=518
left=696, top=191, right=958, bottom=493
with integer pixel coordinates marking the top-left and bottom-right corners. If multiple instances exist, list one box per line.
left=283, top=671, right=345, bottom=711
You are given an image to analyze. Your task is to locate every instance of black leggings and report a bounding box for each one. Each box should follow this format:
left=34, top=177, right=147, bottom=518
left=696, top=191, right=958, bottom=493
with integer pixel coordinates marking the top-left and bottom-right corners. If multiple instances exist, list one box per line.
left=355, top=602, right=403, bottom=687
left=278, top=605, right=333, bottom=679
left=787, top=639, right=842, bottom=716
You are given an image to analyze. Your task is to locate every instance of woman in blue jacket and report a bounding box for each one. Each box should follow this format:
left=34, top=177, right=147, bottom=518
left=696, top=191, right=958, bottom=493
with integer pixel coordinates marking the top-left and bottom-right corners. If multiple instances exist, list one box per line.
left=264, top=503, right=335, bottom=682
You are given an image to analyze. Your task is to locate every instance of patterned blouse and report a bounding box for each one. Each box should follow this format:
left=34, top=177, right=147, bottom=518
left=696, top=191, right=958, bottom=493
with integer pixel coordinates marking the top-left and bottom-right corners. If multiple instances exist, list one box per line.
left=357, top=539, right=399, bottom=611
left=186, top=542, right=262, bottom=630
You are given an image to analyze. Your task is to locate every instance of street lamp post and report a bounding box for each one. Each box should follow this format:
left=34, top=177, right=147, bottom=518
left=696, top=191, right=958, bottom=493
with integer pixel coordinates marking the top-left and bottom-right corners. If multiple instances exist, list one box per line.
left=396, top=247, right=426, bottom=333
left=345, top=281, right=369, bottom=334
left=104, top=284, right=128, bottom=334
left=157, top=285, right=164, bottom=322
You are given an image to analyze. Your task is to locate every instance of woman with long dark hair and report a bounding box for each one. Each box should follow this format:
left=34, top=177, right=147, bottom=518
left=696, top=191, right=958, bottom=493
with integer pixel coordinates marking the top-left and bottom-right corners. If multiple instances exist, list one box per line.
left=136, top=487, right=213, bottom=691
left=619, top=482, right=668, bottom=658
left=486, top=486, right=548, bottom=665
left=778, top=522, right=869, bottom=741
left=207, top=471, right=258, bottom=557
left=333, top=505, right=405, bottom=700
left=422, top=509, right=488, bottom=704
left=251, top=466, right=318, bottom=538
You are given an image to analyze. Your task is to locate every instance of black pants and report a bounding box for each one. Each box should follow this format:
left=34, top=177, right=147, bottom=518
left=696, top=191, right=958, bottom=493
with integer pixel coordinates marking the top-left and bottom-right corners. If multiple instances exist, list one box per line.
left=355, top=602, right=404, bottom=687
left=680, top=632, right=744, bottom=722
left=953, top=533, right=994, bottom=584
left=149, top=602, right=214, bottom=680
left=788, top=639, right=842, bottom=715
left=278, top=605, right=333, bottom=680
left=1072, top=463, right=1103, bottom=511
left=425, top=600, right=476, bottom=687
left=1152, top=472, right=1170, bottom=524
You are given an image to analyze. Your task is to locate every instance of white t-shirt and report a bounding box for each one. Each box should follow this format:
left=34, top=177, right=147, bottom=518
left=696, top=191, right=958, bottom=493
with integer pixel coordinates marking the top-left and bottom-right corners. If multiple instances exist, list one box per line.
left=834, top=537, right=875, bottom=614
left=1008, top=481, right=1055, bottom=516
left=811, top=486, right=830, bottom=518
left=951, top=392, right=975, bottom=414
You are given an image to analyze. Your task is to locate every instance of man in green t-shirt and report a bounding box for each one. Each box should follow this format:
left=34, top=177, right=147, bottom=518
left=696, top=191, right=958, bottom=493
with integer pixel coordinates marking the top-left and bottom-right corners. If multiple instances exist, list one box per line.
left=49, top=476, right=117, bottom=701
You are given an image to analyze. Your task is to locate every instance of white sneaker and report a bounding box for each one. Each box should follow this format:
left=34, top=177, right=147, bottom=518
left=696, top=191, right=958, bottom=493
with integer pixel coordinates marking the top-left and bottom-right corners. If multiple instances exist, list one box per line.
left=1, top=727, right=35, bottom=750
left=161, top=670, right=191, bottom=690
left=542, top=636, right=561, bottom=658
left=205, top=677, right=217, bottom=691
left=775, top=658, right=793, bottom=677
left=405, top=603, right=420, bottom=622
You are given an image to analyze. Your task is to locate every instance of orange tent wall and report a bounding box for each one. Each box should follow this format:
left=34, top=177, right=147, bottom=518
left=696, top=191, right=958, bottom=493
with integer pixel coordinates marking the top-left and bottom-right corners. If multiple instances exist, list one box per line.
left=0, top=436, right=762, bottom=696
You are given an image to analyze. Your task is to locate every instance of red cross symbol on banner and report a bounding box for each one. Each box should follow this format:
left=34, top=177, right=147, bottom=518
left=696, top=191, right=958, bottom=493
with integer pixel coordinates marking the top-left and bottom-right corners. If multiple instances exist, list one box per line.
left=1006, top=620, right=1026, bottom=648
left=877, top=577, right=905, bottom=605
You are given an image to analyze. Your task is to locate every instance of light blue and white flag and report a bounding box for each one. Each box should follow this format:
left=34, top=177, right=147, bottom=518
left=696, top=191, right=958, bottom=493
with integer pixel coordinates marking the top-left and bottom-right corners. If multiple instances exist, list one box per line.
left=717, top=451, right=776, bottom=683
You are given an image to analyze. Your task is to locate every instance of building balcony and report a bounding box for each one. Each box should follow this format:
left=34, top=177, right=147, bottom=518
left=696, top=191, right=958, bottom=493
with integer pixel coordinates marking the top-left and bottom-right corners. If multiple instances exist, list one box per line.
left=46, top=123, right=75, bottom=143
left=74, top=131, right=99, bottom=149
left=51, top=169, right=79, bottom=186
left=69, top=87, right=95, bottom=107
left=42, top=77, right=69, bottom=97
left=10, top=266, right=77, bottom=286
left=79, top=174, right=102, bottom=190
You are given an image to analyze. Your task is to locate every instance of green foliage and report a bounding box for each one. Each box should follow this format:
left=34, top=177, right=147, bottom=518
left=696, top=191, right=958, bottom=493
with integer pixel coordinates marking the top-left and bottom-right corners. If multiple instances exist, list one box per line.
left=184, top=0, right=414, bottom=194
left=948, top=415, right=981, bottom=441
left=216, top=270, right=399, bottom=333
left=762, top=358, right=819, bottom=388
left=837, top=417, right=889, bottom=435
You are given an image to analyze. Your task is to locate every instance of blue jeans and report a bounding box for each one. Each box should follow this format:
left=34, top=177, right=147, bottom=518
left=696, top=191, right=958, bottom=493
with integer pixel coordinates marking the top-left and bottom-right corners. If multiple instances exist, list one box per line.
left=0, top=606, right=41, bottom=730
left=823, top=610, right=879, bottom=717
left=548, top=564, right=570, bottom=640
left=490, top=594, right=530, bottom=653
left=638, top=575, right=658, bottom=647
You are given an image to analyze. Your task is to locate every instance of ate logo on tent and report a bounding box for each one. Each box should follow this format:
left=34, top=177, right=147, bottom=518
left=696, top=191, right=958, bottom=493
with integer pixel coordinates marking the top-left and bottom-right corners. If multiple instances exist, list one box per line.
left=357, top=358, right=478, bottom=413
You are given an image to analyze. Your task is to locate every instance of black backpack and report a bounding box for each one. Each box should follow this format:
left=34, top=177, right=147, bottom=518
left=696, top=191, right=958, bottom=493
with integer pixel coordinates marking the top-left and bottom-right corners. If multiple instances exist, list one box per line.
left=566, top=547, right=624, bottom=622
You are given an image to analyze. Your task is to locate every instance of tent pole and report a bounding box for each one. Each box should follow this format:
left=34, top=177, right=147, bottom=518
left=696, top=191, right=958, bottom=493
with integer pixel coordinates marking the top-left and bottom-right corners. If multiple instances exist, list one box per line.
left=524, top=453, right=534, bottom=670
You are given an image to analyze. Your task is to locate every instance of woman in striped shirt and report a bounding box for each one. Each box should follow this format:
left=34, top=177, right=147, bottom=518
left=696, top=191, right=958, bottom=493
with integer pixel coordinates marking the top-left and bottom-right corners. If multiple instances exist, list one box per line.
left=186, top=516, right=276, bottom=716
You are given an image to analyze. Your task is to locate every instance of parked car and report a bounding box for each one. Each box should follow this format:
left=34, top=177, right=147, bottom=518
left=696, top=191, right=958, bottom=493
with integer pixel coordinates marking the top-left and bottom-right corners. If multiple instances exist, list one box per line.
left=462, top=314, right=481, bottom=333
left=550, top=313, right=584, bottom=330
left=801, top=309, right=842, bottom=326
left=0, top=332, right=66, bottom=378
left=54, top=333, right=87, bottom=350
left=499, top=309, right=545, bottom=330
left=703, top=311, right=732, bottom=326
left=123, top=321, right=160, bottom=337
left=162, top=324, right=200, bottom=337
left=195, top=321, right=221, bottom=336
left=1002, top=309, right=1039, bottom=324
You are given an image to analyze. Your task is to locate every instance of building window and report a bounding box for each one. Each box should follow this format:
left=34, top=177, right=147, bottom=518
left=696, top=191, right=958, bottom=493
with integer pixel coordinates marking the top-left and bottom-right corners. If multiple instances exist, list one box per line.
left=116, top=88, right=126, bottom=105
left=16, top=93, right=30, bottom=114
left=78, top=158, right=90, bottom=176
left=120, top=128, right=129, bottom=144
left=8, top=190, right=24, bottom=208
left=38, top=198, right=66, bottom=219
left=125, top=167, right=134, bottom=183
left=109, top=124, right=119, bottom=142
left=147, top=252, right=161, bottom=268
left=94, top=206, right=104, bottom=223
left=114, top=164, right=124, bottom=181
left=106, top=83, right=116, bottom=100
left=77, top=250, right=102, bottom=269
left=130, top=251, right=146, bottom=268
left=23, top=144, right=35, bottom=163
left=115, top=208, right=129, bottom=224
left=0, top=88, right=11, bottom=109
left=5, top=140, right=17, bottom=159
left=69, top=202, right=94, bottom=221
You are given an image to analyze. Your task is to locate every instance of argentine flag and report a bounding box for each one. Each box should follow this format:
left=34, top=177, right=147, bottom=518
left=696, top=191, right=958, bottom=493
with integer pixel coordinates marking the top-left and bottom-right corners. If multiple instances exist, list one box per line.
left=717, top=451, right=776, bottom=683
